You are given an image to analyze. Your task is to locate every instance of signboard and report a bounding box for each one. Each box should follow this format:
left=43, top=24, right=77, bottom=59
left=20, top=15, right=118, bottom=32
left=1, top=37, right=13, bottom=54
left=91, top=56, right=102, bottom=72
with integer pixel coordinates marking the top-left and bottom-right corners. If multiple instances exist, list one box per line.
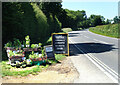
left=52, top=33, right=69, bottom=56
left=44, top=45, right=55, bottom=59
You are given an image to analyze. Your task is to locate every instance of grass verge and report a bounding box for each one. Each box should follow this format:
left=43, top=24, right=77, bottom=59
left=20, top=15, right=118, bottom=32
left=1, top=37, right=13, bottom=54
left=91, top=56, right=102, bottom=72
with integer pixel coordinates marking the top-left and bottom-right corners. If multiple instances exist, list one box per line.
left=2, top=54, right=66, bottom=77
left=89, top=24, right=120, bottom=38
left=61, top=28, right=72, bottom=33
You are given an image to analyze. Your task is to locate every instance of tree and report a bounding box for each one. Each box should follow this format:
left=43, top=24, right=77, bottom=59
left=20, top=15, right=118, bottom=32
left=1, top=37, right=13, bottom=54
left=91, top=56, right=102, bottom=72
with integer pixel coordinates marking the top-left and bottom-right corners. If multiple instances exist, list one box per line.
left=39, top=2, right=62, bottom=17
left=113, top=16, right=120, bottom=23
left=105, top=19, right=111, bottom=24
left=89, top=15, right=105, bottom=27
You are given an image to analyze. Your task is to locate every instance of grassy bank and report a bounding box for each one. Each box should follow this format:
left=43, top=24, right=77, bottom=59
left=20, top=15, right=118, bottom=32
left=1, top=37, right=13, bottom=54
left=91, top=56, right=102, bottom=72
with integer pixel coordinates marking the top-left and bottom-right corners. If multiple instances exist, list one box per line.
left=89, top=24, right=119, bottom=38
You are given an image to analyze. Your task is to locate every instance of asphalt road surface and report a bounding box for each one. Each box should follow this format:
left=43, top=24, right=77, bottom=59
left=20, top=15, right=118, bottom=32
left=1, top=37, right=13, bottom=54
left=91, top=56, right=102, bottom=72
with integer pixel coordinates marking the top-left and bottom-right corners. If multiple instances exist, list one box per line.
left=68, top=29, right=119, bottom=81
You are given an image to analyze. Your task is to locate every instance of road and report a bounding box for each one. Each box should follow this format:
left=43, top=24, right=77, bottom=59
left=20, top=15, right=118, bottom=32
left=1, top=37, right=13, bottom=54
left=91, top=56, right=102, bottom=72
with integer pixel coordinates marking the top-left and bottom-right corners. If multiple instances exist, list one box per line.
left=68, top=29, right=119, bottom=82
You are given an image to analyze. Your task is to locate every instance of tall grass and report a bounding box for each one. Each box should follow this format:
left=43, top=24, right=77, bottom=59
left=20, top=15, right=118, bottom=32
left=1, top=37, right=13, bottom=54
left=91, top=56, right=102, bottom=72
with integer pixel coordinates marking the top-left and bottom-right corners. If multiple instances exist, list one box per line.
left=89, top=24, right=119, bottom=38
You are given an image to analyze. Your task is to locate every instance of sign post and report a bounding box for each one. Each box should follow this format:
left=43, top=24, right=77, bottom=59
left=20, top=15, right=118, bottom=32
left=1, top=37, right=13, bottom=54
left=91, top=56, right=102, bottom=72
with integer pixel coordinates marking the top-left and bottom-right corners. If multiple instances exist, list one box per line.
left=52, top=33, right=69, bottom=56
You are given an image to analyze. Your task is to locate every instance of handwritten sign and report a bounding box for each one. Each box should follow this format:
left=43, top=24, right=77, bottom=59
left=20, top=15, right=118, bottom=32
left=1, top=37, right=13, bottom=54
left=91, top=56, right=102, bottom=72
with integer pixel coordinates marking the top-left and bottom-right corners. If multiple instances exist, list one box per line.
left=52, top=33, right=69, bottom=55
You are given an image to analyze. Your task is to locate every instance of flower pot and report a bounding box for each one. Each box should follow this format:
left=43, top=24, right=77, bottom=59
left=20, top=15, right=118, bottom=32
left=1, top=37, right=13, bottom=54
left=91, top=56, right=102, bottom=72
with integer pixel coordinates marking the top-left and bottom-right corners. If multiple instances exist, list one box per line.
left=37, top=58, right=42, bottom=61
left=29, top=48, right=33, bottom=51
left=32, top=59, right=37, bottom=61
left=6, top=47, right=14, bottom=50
left=23, top=48, right=28, bottom=51
left=33, top=48, right=38, bottom=51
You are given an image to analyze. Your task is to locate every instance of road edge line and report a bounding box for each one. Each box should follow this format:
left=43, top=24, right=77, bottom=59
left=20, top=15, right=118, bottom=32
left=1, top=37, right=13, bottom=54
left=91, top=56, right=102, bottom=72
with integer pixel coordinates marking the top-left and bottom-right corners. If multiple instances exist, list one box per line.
left=69, top=38, right=118, bottom=83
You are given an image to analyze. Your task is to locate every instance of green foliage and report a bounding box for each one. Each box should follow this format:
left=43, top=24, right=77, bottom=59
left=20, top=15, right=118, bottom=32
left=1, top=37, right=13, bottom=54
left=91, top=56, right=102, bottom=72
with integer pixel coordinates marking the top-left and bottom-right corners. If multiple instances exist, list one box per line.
left=4, top=41, right=12, bottom=48
left=25, top=35, right=30, bottom=41
left=31, top=44, right=38, bottom=48
left=89, top=14, right=105, bottom=27
left=57, top=9, right=87, bottom=29
left=31, top=43, right=42, bottom=48
left=113, top=16, right=120, bottom=23
left=55, top=54, right=66, bottom=61
left=38, top=43, right=42, bottom=47
left=9, top=50, right=14, bottom=57
left=13, top=38, right=21, bottom=48
left=45, top=36, right=52, bottom=45
left=31, top=3, right=49, bottom=43
left=2, top=2, right=62, bottom=60
left=25, top=35, right=30, bottom=47
left=29, top=51, right=42, bottom=59
left=22, top=40, right=26, bottom=48
left=89, top=24, right=119, bottom=38
left=61, top=28, right=72, bottom=33
left=41, top=48, right=45, bottom=57
left=39, top=2, right=62, bottom=16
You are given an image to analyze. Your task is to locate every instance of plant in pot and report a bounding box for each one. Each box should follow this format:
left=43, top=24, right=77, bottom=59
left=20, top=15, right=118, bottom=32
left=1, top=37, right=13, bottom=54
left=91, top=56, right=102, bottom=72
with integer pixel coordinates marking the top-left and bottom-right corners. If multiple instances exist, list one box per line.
left=4, top=41, right=13, bottom=50
left=29, top=51, right=42, bottom=61
left=31, top=44, right=38, bottom=51
left=13, top=38, right=21, bottom=51
left=29, top=51, right=35, bottom=60
left=9, top=50, right=14, bottom=58
left=26, top=59, right=32, bottom=65
left=22, top=40, right=28, bottom=51
left=37, top=53, right=42, bottom=61
left=41, top=48, right=47, bottom=60
left=25, top=35, right=30, bottom=48
left=37, top=43, right=42, bottom=51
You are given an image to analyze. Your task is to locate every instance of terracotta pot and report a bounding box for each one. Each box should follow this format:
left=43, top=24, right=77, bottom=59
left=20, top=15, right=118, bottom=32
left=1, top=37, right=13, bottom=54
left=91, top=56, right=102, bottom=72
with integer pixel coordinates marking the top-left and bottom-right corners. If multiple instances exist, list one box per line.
left=37, top=58, right=42, bottom=61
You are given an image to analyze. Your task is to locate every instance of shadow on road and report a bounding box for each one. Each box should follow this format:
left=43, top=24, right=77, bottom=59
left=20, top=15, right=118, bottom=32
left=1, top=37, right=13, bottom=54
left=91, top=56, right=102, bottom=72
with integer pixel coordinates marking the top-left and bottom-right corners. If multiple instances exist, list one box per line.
left=69, top=42, right=118, bottom=56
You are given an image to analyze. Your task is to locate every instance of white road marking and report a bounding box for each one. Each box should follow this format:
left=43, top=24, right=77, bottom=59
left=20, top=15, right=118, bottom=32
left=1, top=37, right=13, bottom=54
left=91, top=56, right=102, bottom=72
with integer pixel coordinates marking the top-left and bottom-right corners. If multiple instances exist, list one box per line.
left=84, top=36, right=89, bottom=38
left=93, top=39, right=109, bottom=44
left=69, top=38, right=118, bottom=83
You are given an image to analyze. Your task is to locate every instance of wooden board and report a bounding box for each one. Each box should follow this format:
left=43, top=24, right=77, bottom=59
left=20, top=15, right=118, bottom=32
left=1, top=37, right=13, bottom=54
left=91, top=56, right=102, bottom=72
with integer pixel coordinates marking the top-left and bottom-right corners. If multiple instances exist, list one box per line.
left=52, top=33, right=69, bottom=56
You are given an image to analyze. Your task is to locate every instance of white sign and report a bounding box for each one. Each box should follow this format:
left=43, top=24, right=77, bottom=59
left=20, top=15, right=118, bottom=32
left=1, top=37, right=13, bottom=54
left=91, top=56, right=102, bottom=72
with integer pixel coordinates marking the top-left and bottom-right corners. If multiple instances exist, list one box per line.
left=45, top=47, right=53, bottom=52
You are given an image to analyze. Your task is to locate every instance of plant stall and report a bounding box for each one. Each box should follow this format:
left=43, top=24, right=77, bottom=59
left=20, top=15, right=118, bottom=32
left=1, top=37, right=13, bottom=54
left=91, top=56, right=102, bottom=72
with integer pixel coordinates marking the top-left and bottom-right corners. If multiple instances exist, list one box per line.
left=4, top=35, right=47, bottom=67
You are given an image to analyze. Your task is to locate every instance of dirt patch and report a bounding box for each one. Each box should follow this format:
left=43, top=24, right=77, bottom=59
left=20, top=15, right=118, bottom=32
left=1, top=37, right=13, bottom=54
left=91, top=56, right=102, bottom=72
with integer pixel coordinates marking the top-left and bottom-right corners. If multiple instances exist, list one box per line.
left=2, top=57, right=79, bottom=83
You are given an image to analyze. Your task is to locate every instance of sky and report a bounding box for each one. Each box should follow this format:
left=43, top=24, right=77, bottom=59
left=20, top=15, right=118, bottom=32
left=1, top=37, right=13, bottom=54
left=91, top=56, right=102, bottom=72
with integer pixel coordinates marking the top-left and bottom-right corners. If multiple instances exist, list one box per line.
left=62, top=1, right=119, bottom=20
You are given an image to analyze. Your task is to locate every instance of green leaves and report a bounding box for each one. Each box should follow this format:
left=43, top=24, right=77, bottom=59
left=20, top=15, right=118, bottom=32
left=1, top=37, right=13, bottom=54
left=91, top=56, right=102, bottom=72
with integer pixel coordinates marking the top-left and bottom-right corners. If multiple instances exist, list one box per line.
left=4, top=41, right=12, bottom=48
left=13, top=38, right=21, bottom=48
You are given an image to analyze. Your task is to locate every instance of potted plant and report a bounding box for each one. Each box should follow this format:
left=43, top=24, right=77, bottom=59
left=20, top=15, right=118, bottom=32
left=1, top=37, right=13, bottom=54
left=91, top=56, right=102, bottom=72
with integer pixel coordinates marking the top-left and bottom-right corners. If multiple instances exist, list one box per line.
left=4, top=41, right=13, bottom=50
left=31, top=44, right=38, bottom=51
left=13, top=38, right=21, bottom=50
left=29, top=51, right=35, bottom=60
left=22, top=40, right=28, bottom=51
left=25, top=35, right=30, bottom=48
left=26, top=59, right=32, bottom=65
left=37, top=43, right=42, bottom=51
left=29, top=51, right=42, bottom=61
left=9, top=50, right=14, bottom=58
